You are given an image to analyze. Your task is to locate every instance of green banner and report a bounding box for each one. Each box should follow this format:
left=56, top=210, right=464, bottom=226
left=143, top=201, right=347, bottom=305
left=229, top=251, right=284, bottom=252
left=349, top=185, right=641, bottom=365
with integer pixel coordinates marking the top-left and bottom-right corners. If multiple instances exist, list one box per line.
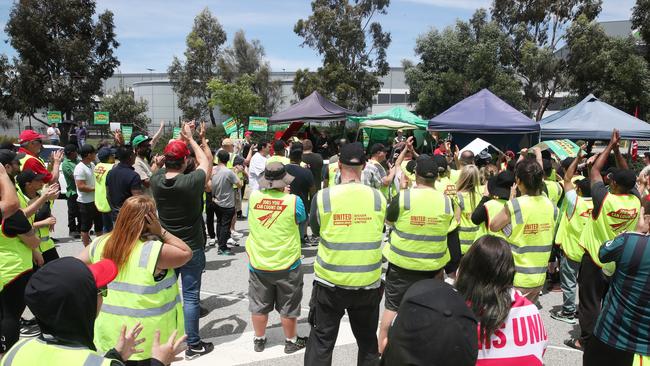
left=94, top=111, right=110, bottom=125
left=222, top=117, right=238, bottom=135
left=230, top=126, right=245, bottom=139
left=121, top=125, right=133, bottom=142
left=248, top=116, right=268, bottom=132
left=47, top=111, right=62, bottom=125
left=172, top=127, right=181, bottom=140
left=535, top=139, right=580, bottom=161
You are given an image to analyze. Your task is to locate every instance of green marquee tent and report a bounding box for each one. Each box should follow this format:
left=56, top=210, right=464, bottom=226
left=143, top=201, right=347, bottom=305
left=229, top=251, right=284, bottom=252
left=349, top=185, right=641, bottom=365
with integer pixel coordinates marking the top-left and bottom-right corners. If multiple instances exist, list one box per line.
left=349, top=106, right=427, bottom=129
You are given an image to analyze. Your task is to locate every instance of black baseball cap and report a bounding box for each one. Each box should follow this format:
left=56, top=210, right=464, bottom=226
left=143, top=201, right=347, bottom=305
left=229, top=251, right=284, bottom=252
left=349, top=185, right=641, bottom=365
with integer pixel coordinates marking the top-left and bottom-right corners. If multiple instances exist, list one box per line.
left=64, top=144, right=78, bottom=154
left=488, top=170, right=515, bottom=200
left=16, top=170, right=46, bottom=186
left=415, top=156, right=438, bottom=179
left=433, top=154, right=448, bottom=172
left=339, top=142, right=366, bottom=166
left=612, top=169, right=637, bottom=192
left=0, top=149, right=24, bottom=165
left=381, top=280, right=478, bottom=366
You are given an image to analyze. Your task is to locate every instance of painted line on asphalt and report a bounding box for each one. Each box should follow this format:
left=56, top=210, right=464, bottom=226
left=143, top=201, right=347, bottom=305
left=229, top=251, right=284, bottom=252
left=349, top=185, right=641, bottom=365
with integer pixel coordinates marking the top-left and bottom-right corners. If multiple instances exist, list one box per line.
left=547, top=345, right=583, bottom=353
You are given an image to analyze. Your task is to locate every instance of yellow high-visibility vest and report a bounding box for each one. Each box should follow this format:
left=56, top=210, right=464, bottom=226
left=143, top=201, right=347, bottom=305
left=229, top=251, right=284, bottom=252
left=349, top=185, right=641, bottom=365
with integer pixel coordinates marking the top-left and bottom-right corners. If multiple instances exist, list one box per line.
left=93, top=162, right=113, bottom=213
left=0, top=338, right=113, bottom=366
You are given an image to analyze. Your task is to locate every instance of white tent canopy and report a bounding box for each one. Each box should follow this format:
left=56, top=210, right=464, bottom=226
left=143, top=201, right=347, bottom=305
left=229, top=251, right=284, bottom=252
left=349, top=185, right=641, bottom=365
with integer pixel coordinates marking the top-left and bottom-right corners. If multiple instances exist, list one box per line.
left=359, top=119, right=418, bottom=130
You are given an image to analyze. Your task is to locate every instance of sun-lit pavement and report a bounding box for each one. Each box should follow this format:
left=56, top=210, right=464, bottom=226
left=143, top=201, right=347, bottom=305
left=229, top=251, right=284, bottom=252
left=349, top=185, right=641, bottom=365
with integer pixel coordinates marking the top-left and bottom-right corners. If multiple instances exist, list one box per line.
left=49, top=199, right=582, bottom=366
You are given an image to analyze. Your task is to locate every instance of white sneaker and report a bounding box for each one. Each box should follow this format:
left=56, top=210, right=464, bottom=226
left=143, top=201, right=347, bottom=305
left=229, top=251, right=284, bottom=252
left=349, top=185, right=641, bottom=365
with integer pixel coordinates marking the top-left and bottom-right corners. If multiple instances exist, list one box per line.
left=207, top=238, right=217, bottom=247
left=231, top=231, right=244, bottom=239
left=227, top=238, right=239, bottom=246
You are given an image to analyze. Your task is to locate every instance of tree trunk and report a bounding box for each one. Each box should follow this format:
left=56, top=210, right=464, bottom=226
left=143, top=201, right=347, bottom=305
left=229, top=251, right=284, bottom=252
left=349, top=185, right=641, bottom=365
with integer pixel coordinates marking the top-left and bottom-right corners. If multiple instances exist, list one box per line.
left=209, top=109, right=216, bottom=126
left=30, top=113, right=49, bottom=127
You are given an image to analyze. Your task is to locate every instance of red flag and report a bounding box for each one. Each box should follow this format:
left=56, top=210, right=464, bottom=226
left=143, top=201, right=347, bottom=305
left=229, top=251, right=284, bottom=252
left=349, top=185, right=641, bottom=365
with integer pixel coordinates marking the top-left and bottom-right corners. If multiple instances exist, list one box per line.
left=632, top=140, right=639, bottom=161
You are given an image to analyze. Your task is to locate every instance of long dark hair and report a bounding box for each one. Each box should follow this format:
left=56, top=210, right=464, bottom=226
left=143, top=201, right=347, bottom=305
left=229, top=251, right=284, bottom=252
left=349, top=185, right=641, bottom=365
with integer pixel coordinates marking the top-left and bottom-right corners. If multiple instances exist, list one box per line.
left=515, top=158, right=544, bottom=195
left=456, top=235, right=515, bottom=344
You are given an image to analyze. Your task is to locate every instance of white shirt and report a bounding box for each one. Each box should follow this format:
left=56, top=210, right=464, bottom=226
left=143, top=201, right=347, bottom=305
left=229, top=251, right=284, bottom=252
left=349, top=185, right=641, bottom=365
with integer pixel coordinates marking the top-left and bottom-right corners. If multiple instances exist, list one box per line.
left=74, top=161, right=96, bottom=203
left=248, top=152, right=267, bottom=192
left=46, top=127, right=60, bottom=140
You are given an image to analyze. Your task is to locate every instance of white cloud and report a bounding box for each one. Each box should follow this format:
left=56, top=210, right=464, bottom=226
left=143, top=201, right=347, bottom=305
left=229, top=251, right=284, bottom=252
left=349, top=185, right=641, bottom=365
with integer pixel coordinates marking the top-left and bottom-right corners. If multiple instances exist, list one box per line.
left=599, top=0, right=635, bottom=21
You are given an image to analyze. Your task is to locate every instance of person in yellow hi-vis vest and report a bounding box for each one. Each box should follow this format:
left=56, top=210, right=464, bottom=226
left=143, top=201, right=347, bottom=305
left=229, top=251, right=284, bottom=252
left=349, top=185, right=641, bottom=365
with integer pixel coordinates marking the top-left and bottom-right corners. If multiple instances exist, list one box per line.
left=0, top=256, right=187, bottom=366
left=78, top=195, right=192, bottom=363
left=322, top=138, right=348, bottom=188
left=583, top=199, right=650, bottom=365
left=543, top=159, right=564, bottom=206
left=455, top=165, right=482, bottom=254
left=266, top=140, right=290, bottom=165
left=471, top=170, right=515, bottom=240
left=550, top=151, right=592, bottom=326
left=433, top=154, right=457, bottom=197
left=378, top=154, right=461, bottom=354
left=94, top=147, right=115, bottom=233
left=245, top=162, right=308, bottom=354
left=305, top=142, right=386, bottom=366
left=566, top=129, right=641, bottom=352
left=490, top=157, right=558, bottom=303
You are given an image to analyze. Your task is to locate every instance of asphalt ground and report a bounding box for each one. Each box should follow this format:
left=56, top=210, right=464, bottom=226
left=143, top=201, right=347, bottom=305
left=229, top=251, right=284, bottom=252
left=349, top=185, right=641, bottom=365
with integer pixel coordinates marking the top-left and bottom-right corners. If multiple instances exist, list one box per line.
left=42, top=199, right=583, bottom=365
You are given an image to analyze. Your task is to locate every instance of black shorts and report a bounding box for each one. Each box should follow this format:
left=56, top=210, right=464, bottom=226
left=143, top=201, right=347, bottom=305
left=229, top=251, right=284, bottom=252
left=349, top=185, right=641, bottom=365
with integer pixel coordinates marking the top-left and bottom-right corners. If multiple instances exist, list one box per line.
left=384, top=263, right=442, bottom=311
left=78, top=202, right=102, bottom=233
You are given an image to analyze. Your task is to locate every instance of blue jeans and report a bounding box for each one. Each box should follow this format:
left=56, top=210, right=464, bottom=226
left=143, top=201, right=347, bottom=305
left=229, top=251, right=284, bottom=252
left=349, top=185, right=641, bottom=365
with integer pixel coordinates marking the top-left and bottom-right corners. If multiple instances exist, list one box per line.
left=560, top=254, right=581, bottom=314
left=177, top=249, right=205, bottom=345
left=299, top=220, right=307, bottom=245
left=102, top=212, right=113, bottom=233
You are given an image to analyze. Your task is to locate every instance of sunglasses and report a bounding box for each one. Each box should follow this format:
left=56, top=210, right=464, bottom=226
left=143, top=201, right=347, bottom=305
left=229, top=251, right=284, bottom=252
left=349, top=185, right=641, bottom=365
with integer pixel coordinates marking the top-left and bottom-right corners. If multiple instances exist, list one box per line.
left=98, top=287, right=108, bottom=297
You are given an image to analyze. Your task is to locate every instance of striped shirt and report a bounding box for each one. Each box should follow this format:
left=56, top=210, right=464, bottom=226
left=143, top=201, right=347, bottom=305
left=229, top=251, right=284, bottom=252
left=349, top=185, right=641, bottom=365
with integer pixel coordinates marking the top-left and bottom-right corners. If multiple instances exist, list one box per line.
left=595, top=232, right=650, bottom=356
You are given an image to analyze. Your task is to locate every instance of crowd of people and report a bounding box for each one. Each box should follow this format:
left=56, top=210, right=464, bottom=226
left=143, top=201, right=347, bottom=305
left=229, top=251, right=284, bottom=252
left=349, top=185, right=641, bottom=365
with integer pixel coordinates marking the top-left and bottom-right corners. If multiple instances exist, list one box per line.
left=0, top=121, right=648, bottom=366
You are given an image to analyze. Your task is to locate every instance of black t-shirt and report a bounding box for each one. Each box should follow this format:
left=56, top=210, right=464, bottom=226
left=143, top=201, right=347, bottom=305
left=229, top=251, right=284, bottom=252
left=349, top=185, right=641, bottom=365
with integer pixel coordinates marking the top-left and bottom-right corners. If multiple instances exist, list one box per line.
left=302, top=152, right=324, bottom=188
left=2, top=210, right=33, bottom=237
left=106, top=163, right=143, bottom=216
left=285, top=163, right=314, bottom=206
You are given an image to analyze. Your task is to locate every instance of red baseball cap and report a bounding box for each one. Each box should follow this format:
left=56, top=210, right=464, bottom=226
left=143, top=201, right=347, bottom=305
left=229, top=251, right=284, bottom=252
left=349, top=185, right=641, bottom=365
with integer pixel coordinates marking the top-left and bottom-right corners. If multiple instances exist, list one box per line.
left=19, top=130, right=46, bottom=144
left=87, top=259, right=118, bottom=288
left=244, top=131, right=253, bottom=137
left=164, top=140, right=190, bottom=160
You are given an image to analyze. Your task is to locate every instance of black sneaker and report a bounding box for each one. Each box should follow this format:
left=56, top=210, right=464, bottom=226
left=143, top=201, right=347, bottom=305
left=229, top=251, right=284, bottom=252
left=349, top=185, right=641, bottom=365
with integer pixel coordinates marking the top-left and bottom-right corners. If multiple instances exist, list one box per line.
left=254, top=337, right=267, bottom=352
left=284, top=336, right=307, bottom=354
left=550, top=309, right=577, bottom=324
left=218, top=248, right=235, bottom=256
left=185, top=340, right=214, bottom=360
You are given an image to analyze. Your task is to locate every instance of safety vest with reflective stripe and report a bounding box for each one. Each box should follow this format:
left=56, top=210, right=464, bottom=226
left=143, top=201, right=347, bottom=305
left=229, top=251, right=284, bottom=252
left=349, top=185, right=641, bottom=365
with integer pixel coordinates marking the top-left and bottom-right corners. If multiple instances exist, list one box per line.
left=15, top=185, right=32, bottom=224
left=327, top=162, right=339, bottom=187
left=475, top=198, right=508, bottom=240
left=456, top=190, right=480, bottom=254
left=558, top=197, right=593, bottom=263
left=633, top=354, right=650, bottom=366
left=266, top=155, right=289, bottom=165
left=434, top=176, right=457, bottom=197
left=18, top=154, right=46, bottom=173
left=449, top=169, right=461, bottom=184
left=315, top=183, right=386, bottom=287
left=544, top=180, right=562, bottom=206
left=37, top=200, right=55, bottom=253
left=506, top=195, right=558, bottom=288
left=89, top=236, right=184, bottom=360
left=384, top=188, right=456, bottom=271
left=246, top=190, right=301, bottom=270
left=0, top=338, right=114, bottom=366
left=579, top=193, right=640, bottom=275
left=93, top=162, right=113, bottom=213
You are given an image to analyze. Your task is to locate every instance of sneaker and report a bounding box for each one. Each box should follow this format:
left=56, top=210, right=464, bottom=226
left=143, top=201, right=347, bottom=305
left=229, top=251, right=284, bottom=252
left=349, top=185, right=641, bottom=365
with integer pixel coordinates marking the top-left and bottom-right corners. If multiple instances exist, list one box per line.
left=550, top=309, right=577, bottom=324
left=185, top=340, right=214, bottom=360
left=227, top=238, right=240, bottom=247
left=218, top=248, right=235, bottom=256
left=231, top=230, right=244, bottom=239
left=207, top=238, right=217, bottom=247
left=20, top=324, right=40, bottom=337
left=284, top=336, right=307, bottom=354
left=254, top=337, right=267, bottom=352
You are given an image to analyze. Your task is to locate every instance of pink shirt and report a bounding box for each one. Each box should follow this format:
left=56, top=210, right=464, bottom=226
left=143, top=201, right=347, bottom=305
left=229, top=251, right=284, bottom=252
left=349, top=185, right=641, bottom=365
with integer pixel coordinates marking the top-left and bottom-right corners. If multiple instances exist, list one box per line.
left=476, top=290, right=547, bottom=366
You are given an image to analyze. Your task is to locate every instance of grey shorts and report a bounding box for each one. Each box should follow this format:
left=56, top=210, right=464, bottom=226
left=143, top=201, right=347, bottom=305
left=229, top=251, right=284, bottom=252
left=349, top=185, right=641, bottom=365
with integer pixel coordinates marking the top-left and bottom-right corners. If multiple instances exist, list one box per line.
left=248, top=267, right=304, bottom=317
left=384, top=263, right=443, bottom=311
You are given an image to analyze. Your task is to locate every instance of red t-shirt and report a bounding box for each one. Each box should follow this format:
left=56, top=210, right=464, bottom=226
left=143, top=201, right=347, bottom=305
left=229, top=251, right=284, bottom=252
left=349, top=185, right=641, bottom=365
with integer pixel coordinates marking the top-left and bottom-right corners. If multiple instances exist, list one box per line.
left=476, top=290, right=547, bottom=366
left=18, top=148, right=53, bottom=183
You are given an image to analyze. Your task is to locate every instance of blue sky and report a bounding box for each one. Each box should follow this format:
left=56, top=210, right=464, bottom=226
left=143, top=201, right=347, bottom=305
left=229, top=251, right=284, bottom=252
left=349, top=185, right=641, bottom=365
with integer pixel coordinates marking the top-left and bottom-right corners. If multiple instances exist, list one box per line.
left=0, top=0, right=638, bottom=73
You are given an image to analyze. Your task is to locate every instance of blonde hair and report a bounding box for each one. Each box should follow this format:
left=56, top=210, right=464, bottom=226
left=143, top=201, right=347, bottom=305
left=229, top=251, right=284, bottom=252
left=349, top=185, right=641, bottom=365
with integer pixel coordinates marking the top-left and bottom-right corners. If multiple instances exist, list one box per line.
left=101, top=195, right=157, bottom=270
left=456, top=165, right=481, bottom=208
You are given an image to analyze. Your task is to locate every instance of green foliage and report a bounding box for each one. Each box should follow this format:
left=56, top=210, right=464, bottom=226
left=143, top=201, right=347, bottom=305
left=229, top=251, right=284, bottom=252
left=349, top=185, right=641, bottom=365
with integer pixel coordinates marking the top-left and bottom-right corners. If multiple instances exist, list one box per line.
left=208, top=75, right=261, bottom=133
left=293, top=0, right=391, bottom=111
left=565, top=15, right=650, bottom=119
left=405, top=10, right=525, bottom=118
left=491, top=0, right=602, bottom=120
left=168, top=8, right=227, bottom=126
left=100, top=89, right=151, bottom=133
left=632, top=0, right=650, bottom=62
left=217, top=30, right=282, bottom=116
left=4, top=0, right=119, bottom=124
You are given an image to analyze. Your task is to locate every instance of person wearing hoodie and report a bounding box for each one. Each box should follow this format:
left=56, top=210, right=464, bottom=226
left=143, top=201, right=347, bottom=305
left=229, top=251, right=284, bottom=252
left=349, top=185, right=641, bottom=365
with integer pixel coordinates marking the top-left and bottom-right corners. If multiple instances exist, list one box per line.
left=0, top=257, right=187, bottom=366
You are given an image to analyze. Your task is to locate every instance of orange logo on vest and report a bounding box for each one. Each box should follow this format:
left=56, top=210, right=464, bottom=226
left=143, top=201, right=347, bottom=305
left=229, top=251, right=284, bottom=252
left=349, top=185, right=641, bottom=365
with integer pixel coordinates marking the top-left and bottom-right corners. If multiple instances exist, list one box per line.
left=254, top=199, right=287, bottom=228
